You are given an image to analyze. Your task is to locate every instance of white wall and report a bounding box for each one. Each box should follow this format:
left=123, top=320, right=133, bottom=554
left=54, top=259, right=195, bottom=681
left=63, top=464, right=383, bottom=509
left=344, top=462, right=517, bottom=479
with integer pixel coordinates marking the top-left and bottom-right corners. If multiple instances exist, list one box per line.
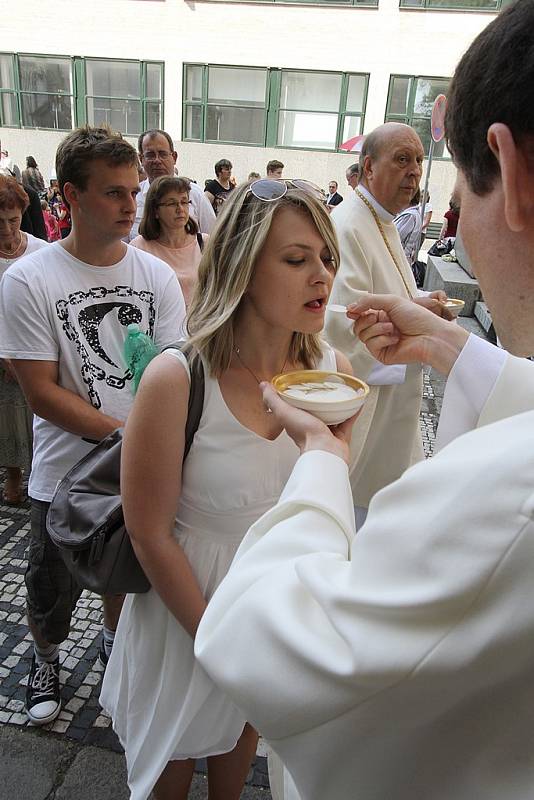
left=0, top=0, right=498, bottom=216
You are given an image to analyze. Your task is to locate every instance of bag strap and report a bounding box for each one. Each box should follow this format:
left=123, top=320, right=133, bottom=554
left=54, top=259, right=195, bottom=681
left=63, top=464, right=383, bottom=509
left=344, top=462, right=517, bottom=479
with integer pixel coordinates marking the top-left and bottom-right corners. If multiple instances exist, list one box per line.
left=196, top=232, right=204, bottom=253
left=162, top=344, right=204, bottom=460
left=183, top=351, right=204, bottom=459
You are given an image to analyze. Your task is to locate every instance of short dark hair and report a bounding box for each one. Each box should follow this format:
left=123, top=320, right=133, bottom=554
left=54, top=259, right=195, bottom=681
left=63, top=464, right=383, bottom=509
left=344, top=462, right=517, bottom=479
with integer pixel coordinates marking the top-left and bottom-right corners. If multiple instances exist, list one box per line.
left=446, top=0, right=534, bottom=195
left=266, top=160, right=284, bottom=174
left=26, top=155, right=37, bottom=169
left=138, top=129, right=175, bottom=156
left=329, top=180, right=338, bottom=189
left=248, top=171, right=261, bottom=181
left=215, top=159, right=232, bottom=177
left=140, top=175, right=198, bottom=240
left=56, top=125, right=138, bottom=203
left=0, top=174, right=29, bottom=213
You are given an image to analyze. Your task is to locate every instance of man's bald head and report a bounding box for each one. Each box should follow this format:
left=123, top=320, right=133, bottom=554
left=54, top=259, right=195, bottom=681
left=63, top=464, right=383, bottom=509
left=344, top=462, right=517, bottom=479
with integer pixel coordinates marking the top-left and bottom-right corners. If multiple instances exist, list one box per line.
left=359, top=123, right=424, bottom=215
left=362, top=123, right=420, bottom=163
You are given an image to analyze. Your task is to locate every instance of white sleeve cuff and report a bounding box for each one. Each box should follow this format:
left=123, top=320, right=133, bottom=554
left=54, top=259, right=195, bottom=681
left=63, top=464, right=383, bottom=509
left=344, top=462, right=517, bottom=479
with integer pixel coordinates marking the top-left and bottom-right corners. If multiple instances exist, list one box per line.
left=367, top=361, right=407, bottom=385
left=435, top=334, right=507, bottom=451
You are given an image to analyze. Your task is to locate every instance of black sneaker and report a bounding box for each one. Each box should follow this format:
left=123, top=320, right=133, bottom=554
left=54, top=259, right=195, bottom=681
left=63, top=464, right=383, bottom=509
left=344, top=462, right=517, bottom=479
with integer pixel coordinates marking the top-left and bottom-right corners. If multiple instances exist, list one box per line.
left=25, top=655, right=61, bottom=725
left=98, top=635, right=109, bottom=670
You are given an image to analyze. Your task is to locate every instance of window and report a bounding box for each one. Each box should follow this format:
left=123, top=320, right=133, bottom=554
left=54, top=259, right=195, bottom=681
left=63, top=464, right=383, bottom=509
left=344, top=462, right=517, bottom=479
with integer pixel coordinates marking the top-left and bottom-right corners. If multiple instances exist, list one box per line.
left=208, top=0, right=377, bottom=5
left=183, top=65, right=368, bottom=151
left=183, top=65, right=268, bottom=145
left=0, top=54, right=18, bottom=127
left=0, top=54, right=164, bottom=134
left=0, top=53, right=74, bottom=129
left=84, top=59, right=164, bottom=135
left=385, top=74, right=450, bottom=156
left=400, top=0, right=507, bottom=9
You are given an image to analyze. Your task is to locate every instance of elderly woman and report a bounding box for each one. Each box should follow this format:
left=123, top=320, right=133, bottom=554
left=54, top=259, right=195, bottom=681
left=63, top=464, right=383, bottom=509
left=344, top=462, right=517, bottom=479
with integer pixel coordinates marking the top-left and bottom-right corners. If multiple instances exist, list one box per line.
left=0, top=175, right=48, bottom=503
left=131, top=176, right=207, bottom=308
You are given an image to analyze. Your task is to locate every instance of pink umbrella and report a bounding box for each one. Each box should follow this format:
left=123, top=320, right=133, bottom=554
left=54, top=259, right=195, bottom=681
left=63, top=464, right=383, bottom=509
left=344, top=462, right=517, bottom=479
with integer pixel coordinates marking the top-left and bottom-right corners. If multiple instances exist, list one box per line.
left=339, top=134, right=365, bottom=153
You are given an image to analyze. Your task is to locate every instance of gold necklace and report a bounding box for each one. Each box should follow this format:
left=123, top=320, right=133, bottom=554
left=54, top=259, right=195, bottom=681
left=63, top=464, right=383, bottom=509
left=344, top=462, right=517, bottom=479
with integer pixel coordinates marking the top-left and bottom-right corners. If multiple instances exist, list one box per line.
left=234, top=346, right=289, bottom=413
left=0, top=231, right=23, bottom=258
left=355, top=189, right=415, bottom=299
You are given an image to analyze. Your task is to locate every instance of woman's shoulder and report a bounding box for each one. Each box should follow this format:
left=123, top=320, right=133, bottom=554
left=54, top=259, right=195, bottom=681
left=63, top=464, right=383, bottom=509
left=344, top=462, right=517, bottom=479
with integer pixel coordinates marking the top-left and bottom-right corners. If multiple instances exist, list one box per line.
left=129, top=235, right=150, bottom=250
left=25, top=233, right=50, bottom=254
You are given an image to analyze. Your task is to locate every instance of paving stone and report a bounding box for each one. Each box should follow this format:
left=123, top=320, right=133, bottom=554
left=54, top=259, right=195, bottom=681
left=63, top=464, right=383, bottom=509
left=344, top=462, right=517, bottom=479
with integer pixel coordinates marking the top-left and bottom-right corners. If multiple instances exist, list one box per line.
left=0, top=726, right=75, bottom=799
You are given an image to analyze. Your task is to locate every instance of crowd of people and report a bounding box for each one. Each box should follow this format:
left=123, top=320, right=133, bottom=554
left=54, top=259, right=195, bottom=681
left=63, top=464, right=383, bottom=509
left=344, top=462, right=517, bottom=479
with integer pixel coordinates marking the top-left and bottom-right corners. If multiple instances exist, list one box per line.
left=0, top=1, right=532, bottom=798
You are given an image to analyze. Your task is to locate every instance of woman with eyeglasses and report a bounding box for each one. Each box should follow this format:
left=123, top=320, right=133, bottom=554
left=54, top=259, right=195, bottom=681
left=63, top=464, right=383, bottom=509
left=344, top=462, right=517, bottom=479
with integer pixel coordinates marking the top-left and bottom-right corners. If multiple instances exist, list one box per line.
left=100, top=178, right=351, bottom=800
left=131, top=176, right=206, bottom=308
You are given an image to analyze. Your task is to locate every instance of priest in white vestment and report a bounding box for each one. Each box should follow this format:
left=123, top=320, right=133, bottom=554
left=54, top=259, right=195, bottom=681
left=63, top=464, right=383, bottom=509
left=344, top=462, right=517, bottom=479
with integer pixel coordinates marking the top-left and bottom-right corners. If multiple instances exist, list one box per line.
left=325, top=123, right=445, bottom=514
left=196, top=3, right=534, bottom=798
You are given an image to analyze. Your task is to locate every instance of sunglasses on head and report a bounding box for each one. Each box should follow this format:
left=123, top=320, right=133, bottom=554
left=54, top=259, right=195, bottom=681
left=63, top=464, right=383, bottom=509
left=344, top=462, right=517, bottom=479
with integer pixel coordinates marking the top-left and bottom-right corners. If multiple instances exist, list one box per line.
left=247, top=178, right=326, bottom=203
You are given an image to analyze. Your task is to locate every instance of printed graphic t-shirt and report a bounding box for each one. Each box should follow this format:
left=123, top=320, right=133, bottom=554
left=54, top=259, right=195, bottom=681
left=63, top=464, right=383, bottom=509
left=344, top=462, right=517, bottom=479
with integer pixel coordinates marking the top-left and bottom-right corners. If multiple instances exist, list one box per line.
left=0, top=242, right=186, bottom=501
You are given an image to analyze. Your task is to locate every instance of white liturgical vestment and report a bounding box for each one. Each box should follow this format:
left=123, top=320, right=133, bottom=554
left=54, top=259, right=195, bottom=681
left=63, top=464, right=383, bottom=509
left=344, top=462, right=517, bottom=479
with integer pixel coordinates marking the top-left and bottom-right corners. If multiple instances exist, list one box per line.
left=196, top=342, right=534, bottom=800
left=325, top=188, right=423, bottom=508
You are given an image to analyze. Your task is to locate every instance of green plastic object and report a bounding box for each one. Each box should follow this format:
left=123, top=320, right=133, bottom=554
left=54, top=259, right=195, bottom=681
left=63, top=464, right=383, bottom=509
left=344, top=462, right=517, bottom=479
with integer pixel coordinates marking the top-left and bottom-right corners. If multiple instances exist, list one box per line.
left=124, top=323, right=159, bottom=394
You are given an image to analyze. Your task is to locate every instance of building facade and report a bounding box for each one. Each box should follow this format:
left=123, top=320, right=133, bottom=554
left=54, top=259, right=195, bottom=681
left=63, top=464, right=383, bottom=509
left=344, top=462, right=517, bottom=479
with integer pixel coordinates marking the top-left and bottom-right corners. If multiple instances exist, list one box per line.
left=1, top=0, right=508, bottom=216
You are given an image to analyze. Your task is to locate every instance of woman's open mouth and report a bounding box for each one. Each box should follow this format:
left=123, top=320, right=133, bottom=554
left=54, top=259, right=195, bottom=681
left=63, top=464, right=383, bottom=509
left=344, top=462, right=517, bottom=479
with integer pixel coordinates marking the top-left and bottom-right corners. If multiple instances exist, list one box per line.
left=304, top=298, right=326, bottom=312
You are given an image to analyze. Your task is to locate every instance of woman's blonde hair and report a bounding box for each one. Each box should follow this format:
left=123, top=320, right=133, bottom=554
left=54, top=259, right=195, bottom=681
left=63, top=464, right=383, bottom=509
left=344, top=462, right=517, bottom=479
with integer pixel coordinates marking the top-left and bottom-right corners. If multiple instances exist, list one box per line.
left=186, top=181, right=339, bottom=377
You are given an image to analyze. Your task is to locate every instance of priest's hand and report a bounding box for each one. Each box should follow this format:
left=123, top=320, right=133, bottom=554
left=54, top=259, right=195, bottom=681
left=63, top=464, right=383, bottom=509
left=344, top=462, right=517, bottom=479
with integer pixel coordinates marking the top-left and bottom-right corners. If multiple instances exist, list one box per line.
left=413, top=291, right=456, bottom=321
left=260, top=382, right=356, bottom=465
left=347, top=294, right=469, bottom=375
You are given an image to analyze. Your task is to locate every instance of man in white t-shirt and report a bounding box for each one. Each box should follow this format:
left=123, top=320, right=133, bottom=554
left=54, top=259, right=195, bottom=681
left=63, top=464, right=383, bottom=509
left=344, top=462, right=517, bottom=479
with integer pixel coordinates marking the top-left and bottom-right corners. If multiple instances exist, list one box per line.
left=129, top=128, right=216, bottom=239
left=0, top=125, right=186, bottom=726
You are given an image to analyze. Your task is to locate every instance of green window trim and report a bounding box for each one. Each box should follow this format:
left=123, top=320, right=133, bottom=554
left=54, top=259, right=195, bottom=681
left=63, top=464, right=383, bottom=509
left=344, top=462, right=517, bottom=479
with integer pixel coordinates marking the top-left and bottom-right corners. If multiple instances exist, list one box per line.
left=399, top=0, right=509, bottom=10
left=182, top=63, right=369, bottom=153
left=385, top=73, right=451, bottom=158
left=0, top=52, right=75, bottom=131
left=198, top=0, right=378, bottom=6
left=79, top=57, right=164, bottom=137
left=0, top=53, right=164, bottom=135
left=183, top=64, right=270, bottom=147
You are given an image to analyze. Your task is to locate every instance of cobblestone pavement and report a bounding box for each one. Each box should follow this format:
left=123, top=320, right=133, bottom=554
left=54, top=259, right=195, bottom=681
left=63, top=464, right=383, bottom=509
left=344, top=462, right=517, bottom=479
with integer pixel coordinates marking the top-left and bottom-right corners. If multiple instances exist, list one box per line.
left=0, top=342, right=471, bottom=796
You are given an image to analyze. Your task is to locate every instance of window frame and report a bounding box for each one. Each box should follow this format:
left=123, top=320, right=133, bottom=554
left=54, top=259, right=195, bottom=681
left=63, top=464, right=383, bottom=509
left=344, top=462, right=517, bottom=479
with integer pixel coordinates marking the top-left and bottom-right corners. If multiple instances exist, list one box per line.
left=198, top=0, right=378, bottom=6
left=0, top=52, right=75, bottom=131
left=0, top=53, right=164, bottom=134
left=182, top=63, right=369, bottom=152
left=399, top=0, right=506, bottom=11
left=183, top=63, right=270, bottom=147
left=80, top=57, right=165, bottom=136
left=385, top=73, right=451, bottom=158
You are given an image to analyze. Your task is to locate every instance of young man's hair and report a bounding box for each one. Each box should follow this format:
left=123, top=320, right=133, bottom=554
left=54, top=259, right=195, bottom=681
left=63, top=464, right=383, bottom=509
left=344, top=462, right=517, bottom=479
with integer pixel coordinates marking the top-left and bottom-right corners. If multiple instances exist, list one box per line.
left=55, top=125, right=138, bottom=203
left=248, top=171, right=261, bottom=181
left=266, top=160, right=284, bottom=174
left=0, top=174, right=29, bottom=213
left=214, top=159, right=232, bottom=177
left=446, top=0, right=534, bottom=196
left=137, top=129, right=174, bottom=156
left=329, top=181, right=338, bottom=189
left=140, top=175, right=198, bottom=240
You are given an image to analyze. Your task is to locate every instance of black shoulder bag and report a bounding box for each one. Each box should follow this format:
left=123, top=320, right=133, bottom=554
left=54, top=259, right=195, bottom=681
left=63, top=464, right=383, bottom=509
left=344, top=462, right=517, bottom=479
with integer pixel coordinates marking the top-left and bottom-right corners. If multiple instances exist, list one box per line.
left=46, top=349, right=204, bottom=595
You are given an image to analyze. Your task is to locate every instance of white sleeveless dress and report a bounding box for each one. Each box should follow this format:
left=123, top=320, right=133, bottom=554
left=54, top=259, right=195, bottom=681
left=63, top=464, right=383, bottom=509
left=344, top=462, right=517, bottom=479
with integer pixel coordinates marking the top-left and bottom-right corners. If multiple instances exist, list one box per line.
left=100, top=342, right=337, bottom=800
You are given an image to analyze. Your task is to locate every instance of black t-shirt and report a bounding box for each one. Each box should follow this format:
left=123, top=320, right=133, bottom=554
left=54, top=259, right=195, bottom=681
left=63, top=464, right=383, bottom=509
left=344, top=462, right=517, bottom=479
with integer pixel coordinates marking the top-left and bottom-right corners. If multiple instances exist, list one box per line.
left=204, top=179, right=234, bottom=214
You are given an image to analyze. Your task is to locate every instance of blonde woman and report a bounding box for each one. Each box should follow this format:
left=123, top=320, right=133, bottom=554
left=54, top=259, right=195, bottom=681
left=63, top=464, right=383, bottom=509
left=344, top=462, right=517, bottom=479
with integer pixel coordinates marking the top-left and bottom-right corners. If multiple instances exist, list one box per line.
left=131, top=176, right=206, bottom=308
left=100, top=179, right=351, bottom=800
